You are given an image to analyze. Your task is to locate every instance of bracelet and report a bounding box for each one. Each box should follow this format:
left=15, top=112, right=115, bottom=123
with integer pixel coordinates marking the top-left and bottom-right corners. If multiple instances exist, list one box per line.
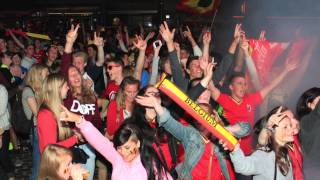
left=76, top=115, right=85, bottom=125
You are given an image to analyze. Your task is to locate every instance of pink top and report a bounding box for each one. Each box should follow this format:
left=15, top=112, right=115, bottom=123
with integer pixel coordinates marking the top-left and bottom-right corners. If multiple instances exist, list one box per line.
left=77, top=120, right=172, bottom=180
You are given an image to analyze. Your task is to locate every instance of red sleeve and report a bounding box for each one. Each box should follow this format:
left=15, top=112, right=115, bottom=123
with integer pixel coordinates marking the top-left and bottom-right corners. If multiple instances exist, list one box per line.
left=106, top=101, right=117, bottom=136
left=37, top=109, right=77, bottom=154
left=246, top=91, right=263, bottom=107
left=60, top=53, right=72, bottom=76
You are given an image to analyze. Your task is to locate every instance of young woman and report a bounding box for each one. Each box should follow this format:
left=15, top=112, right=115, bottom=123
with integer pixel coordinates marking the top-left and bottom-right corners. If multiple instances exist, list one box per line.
left=38, top=144, right=88, bottom=180
left=105, top=76, right=139, bottom=139
left=59, top=105, right=172, bottom=180
left=125, top=85, right=180, bottom=177
left=135, top=92, right=250, bottom=180
left=22, top=63, right=49, bottom=180
left=63, top=65, right=102, bottom=180
left=256, top=107, right=303, bottom=180
left=225, top=106, right=294, bottom=180
left=37, top=74, right=78, bottom=153
left=296, top=87, right=320, bottom=179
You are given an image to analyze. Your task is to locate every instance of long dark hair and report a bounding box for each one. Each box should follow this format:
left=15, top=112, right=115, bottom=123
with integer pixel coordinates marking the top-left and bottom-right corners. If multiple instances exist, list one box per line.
left=126, top=85, right=177, bottom=176
left=113, top=122, right=169, bottom=180
left=296, top=87, right=320, bottom=119
left=254, top=106, right=291, bottom=176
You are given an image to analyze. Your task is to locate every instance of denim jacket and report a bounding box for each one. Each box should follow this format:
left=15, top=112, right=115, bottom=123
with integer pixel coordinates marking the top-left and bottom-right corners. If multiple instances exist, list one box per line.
left=158, top=109, right=251, bottom=180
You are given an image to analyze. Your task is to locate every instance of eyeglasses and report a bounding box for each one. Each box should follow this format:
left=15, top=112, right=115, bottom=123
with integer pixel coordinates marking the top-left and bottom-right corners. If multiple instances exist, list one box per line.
left=107, top=64, right=121, bottom=70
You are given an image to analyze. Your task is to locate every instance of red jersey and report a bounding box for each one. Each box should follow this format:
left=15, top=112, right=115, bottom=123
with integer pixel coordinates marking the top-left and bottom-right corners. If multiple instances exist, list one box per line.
left=191, top=143, right=225, bottom=180
left=217, top=92, right=263, bottom=155
left=104, top=81, right=120, bottom=101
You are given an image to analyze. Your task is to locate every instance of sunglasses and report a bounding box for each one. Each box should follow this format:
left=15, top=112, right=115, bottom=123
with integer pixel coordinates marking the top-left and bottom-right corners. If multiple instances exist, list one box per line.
left=107, top=64, right=121, bottom=70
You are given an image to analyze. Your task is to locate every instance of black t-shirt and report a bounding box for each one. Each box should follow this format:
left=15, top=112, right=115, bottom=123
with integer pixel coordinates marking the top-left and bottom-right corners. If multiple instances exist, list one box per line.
left=85, top=58, right=105, bottom=96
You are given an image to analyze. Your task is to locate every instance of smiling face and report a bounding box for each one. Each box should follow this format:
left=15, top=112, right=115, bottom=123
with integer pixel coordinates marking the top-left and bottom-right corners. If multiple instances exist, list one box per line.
left=116, top=139, right=140, bottom=163
left=187, top=59, right=203, bottom=80
left=274, top=116, right=294, bottom=145
left=283, top=110, right=300, bottom=135
left=68, top=67, right=82, bottom=88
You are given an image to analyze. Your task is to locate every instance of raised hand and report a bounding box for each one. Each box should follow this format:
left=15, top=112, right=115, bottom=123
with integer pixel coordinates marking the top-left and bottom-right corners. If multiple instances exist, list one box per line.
left=233, top=24, right=244, bottom=43
left=183, top=26, right=193, bottom=39
left=259, top=30, right=266, bottom=41
left=145, top=31, right=156, bottom=42
left=266, top=106, right=287, bottom=130
left=66, top=24, right=80, bottom=43
left=159, top=21, right=175, bottom=43
left=135, top=95, right=159, bottom=108
left=203, top=31, right=212, bottom=46
left=93, top=32, right=104, bottom=47
left=240, top=38, right=250, bottom=56
left=284, top=57, right=299, bottom=72
left=199, top=56, right=209, bottom=71
left=133, top=35, right=147, bottom=51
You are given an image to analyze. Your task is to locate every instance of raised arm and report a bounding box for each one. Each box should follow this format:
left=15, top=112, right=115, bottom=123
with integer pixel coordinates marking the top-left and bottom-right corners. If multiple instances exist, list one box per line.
left=260, top=57, right=298, bottom=99
left=7, top=29, right=25, bottom=49
left=133, top=35, right=147, bottom=81
left=183, top=26, right=202, bottom=56
left=135, top=95, right=191, bottom=142
left=160, top=21, right=189, bottom=91
left=93, top=32, right=105, bottom=67
left=60, top=105, right=121, bottom=166
left=149, top=40, right=162, bottom=85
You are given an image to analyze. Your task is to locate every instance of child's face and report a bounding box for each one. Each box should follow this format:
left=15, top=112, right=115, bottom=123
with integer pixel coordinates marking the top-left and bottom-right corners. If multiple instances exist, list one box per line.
left=57, top=154, right=72, bottom=180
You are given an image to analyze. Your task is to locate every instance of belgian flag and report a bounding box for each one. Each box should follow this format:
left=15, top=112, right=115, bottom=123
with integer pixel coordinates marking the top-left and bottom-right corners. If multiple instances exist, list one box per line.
left=176, top=0, right=221, bottom=15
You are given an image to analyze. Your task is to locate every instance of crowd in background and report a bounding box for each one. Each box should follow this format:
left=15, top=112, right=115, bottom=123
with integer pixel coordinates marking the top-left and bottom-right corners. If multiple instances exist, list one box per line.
left=0, top=17, right=319, bottom=180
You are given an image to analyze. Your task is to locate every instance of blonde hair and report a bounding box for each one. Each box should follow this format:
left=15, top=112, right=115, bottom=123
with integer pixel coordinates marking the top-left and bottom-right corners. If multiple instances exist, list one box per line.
left=39, top=74, right=73, bottom=140
left=38, top=144, right=72, bottom=180
left=25, top=63, right=49, bottom=102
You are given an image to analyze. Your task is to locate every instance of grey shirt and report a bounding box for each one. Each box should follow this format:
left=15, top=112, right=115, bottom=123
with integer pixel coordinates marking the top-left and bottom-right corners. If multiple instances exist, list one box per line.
left=22, top=86, right=37, bottom=125
left=230, top=145, right=293, bottom=180
left=0, top=84, right=11, bottom=130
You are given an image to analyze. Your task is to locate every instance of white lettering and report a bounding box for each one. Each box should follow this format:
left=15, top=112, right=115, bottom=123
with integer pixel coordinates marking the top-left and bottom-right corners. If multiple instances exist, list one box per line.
left=70, top=100, right=96, bottom=115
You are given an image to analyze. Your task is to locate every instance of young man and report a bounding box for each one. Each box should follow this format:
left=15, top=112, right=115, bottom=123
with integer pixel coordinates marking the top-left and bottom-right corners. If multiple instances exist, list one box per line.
left=21, top=44, right=37, bottom=72
left=209, top=42, right=299, bottom=155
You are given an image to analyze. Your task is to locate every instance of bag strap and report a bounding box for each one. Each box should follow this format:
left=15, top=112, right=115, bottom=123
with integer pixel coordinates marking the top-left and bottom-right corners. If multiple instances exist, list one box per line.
left=207, top=143, right=214, bottom=180
left=274, top=156, right=277, bottom=180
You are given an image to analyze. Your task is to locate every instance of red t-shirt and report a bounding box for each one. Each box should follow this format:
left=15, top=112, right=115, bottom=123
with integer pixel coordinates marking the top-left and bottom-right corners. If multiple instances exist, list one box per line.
left=104, top=81, right=120, bottom=101
left=191, top=143, right=225, bottom=180
left=217, top=92, right=263, bottom=155
left=106, top=100, right=124, bottom=136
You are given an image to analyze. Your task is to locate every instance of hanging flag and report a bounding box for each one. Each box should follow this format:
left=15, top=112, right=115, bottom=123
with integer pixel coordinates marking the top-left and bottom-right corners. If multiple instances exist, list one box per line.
left=176, top=0, right=221, bottom=15
left=248, top=39, right=288, bottom=86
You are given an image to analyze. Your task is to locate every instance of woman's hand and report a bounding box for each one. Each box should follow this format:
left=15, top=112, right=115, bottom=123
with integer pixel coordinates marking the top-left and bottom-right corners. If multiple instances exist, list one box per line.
left=70, top=163, right=89, bottom=180
left=60, top=105, right=83, bottom=124
left=135, top=95, right=159, bottom=108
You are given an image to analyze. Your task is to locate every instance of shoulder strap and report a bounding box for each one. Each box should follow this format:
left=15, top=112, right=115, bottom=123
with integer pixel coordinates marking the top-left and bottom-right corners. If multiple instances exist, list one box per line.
left=207, top=143, right=214, bottom=180
left=274, top=156, right=277, bottom=180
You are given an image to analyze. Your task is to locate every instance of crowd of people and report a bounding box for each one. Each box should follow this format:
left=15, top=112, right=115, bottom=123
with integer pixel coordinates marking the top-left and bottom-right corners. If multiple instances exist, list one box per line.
left=0, top=17, right=319, bottom=180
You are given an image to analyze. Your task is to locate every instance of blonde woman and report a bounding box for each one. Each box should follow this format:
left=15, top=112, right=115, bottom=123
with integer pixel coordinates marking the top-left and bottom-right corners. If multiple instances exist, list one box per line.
left=38, top=144, right=88, bottom=180
left=37, top=74, right=78, bottom=154
left=22, top=63, right=49, bottom=180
